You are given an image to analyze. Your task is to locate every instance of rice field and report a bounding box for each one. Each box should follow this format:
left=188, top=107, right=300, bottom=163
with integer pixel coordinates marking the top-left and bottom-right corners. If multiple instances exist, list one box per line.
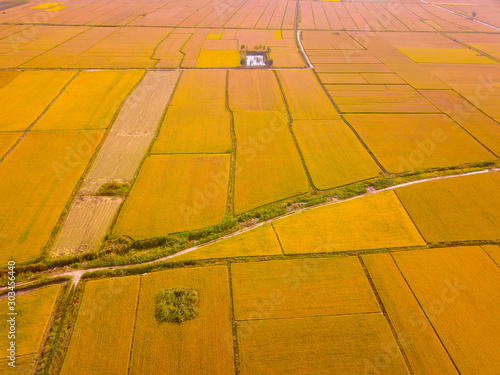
left=81, top=71, right=179, bottom=194
left=169, top=223, right=282, bottom=262
left=60, top=276, right=140, bottom=375
left=362, top=253, right=459, bottom=375
left=129, top=266, right=234, bottom=375
left=33, top=71, right=143, bottom=131
left=0, top=131, right=104, bottom=264
left=1, top=1, right=500, bottom=373
left=277, top=70, right=340, bottom=120
left=0, top=284, right=60, bottom=358
left=393, top=246, right=500, bottom=374
left=113, top=154, right=230, bottom=239
left=237, top=314, right=410, bottom=375
left=233, top=111, right=309, bottom=214
left=272, top=190, right=426, bottom=254
left=0, top=70, right=75, bottom=131
left=51, top=196, right=123, bottom=257
left=395, top=172, right=500, bottom=242
left=232, top=257, right=380, bottom=320
left=292, top=119, right=382, bottom=189
left=345, top=113, right=495, bottom=173
left=153, top=70, right=231, bottom=154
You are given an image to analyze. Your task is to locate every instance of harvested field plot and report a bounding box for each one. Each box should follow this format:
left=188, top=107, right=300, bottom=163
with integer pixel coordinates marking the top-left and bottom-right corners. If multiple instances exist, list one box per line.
left=273, top=191, right=425, bottom=254
left=293, top=120, right=381, bottom=189
left=61, top=276, right=140, bottom=375
left=129, top=266, right=234, bottom=375
left=0, top=284, right=60, bottom=358
left=0, top=70, right=75, bottom=131
left=232, top=257, right=380, bottom=320
left=362, top=253, right=459, bottom=375
left=345, top=113, right=495, bottom=173
left=113, top=154, right=230, bottom=239
left=0, top=132, right=21, bottom=158
left=51, top=196, right=123, bottom=257
left=238, top=314, right=409, bottom=375
left=233, top=111, right=309, bottom=214
left=0, top=131, right=104, bottom=264
left=277, top=70, right=340, bottom=119
left=33, top=70, right=143, bottom=131
left=153, top=70, right=231, bottom=154
left=395, top=172, right=500, bottom=242
left=393, top=247, right=500, bottom=374
left=170, top=223, right=282, bottom=262
left=229, top=70, right=286, bottom=112
left=82, top=71, right=179, bottom=194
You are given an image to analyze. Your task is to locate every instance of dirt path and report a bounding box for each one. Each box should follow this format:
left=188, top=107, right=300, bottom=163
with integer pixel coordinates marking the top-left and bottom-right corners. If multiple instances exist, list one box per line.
left=5, top=167, right=497, bottom=289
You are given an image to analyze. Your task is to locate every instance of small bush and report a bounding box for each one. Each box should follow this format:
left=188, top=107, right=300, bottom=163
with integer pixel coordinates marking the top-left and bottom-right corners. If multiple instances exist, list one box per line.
left=96, top=181, right=130, bottom=196
left=155, top=288, right=199, bottom=323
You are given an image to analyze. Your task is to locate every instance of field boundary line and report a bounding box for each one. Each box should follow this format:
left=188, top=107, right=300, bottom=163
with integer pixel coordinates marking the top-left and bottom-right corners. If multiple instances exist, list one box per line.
left=273, top=70, right=316, bottom=191
left=126, top=275, right=142, bottom=375
left=310, top=69, right=388, bottom=174
left=225, top=69, right=237, bottom=218
left=419, top=0, right=500, bottom=31
left=392, top=191, right=429, bottom=244
left=0, top=70, right=80, bottom=164
left=270, top=223, right=285, bottom=255
left=235, top=310, right=383, bottom=322
left=227, top=263, right=241, bottom=375
left=388, top=252, right=463, bottom=374
left=358, top=256, right=416, bottom=375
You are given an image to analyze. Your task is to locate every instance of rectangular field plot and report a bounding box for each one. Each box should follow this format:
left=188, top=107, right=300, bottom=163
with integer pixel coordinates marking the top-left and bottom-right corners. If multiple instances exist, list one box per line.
left=398, top=47, right=496, bottom=64
left=0, top=131, right=104, bottom=264
left=153, top=70, right=231, bottom=154
left=229, top=70, right=286, bottom=112
left=233, top=111, right=309, bottom=214
left=60, top=276, right=140, bottom=375
left=362, top=253, right=459, bottom=375
left=330, top=84, right=439, bottom=113
left=169, top=223, right=282, bottom=262
left=195, top=50, right=240, bottom=67
left=238, top=314, right=410, bottom=375
left=293, top=120, right=381, bottom=189
left=277, top=70, right=340, bottom=119
left=345, top=114, right=495, bottom=173
left=129, top=266, right=234, bottom=375
left=395, top=172, right=500, bottom=242
left=33, top=71, right=143, bottom=131
left=232, top=257, right=380, bottom=320
left=393, top=247, right=500, bottom=374
left=273, top=191, right=425, bottom=254
left=113, top=154, right=230, bottom=239
left=0, top=70, right=75, bottom=131
left=0, top=284, right=60, bottom=356
left=51, top=196, right=123, bottom=257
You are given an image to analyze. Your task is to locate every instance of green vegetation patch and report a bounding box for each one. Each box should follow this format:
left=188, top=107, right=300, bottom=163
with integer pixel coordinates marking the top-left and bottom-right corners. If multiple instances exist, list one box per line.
left=96, top=181, right=130, bottom=196
left=155, top=288, right=199, bottom=323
